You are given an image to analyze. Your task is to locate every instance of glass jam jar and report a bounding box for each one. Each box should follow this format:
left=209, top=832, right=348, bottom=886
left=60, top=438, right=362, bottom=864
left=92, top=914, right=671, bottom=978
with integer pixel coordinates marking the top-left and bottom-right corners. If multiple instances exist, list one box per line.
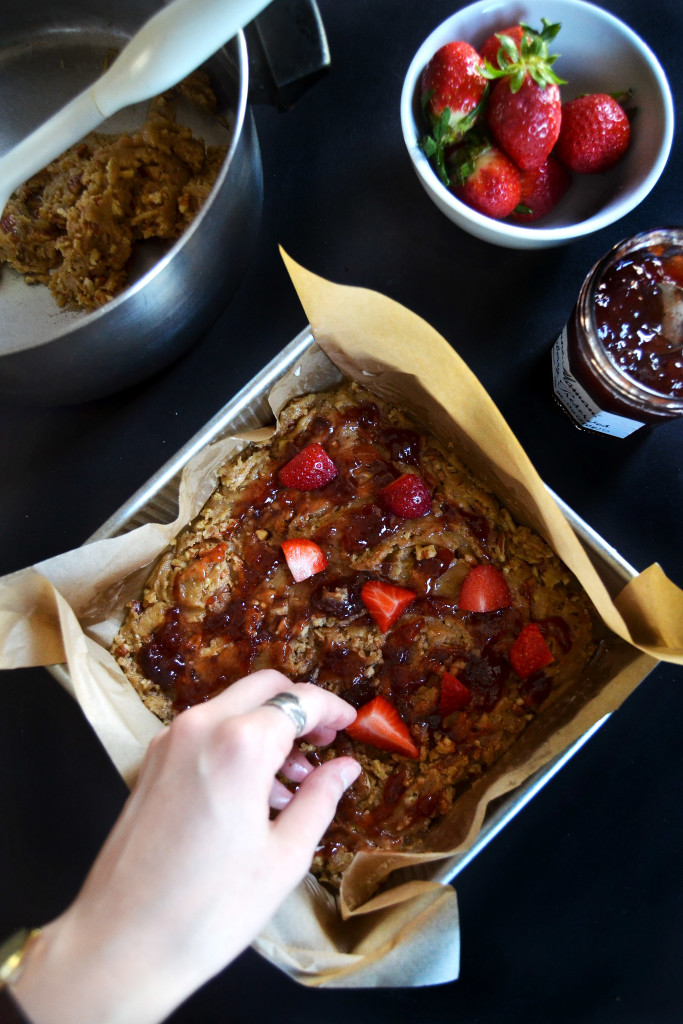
left=552, top=228, right=683, bottom=437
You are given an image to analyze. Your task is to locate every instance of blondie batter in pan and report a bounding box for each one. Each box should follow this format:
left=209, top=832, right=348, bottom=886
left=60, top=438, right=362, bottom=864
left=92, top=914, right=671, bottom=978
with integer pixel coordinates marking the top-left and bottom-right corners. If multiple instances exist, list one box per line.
left=112, top=383, right=596, bottom=886
left=0, top=74, right=227, bottom=311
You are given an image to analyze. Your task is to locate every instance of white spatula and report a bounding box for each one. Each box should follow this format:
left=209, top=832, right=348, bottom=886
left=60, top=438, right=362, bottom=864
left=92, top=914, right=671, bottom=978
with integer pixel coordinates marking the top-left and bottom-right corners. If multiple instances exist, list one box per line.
left=0, top=0, right=273, bottom=214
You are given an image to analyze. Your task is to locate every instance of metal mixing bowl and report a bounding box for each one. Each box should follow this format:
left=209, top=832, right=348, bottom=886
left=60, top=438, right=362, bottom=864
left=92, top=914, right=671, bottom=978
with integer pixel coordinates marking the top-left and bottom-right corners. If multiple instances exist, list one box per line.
left=0, top=0, right=326, bottom=404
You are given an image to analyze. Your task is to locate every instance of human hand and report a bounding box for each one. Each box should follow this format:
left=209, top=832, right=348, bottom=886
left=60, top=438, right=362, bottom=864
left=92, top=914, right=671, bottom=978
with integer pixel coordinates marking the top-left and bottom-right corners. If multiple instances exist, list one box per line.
left=12, top=671, right=359, bottom=1024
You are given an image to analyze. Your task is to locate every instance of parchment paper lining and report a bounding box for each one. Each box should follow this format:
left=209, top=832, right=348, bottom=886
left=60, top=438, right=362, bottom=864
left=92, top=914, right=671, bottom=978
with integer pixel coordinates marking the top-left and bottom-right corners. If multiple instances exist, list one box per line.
left=1, top=252, right=681, bottom=988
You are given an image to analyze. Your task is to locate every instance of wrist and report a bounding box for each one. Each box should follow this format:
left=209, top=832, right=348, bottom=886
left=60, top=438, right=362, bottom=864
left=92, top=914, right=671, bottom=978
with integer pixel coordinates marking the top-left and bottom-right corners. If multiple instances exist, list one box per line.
left=10, top=915, right=96, bottom=1024
left=9, top=910, right=185, bottom=1024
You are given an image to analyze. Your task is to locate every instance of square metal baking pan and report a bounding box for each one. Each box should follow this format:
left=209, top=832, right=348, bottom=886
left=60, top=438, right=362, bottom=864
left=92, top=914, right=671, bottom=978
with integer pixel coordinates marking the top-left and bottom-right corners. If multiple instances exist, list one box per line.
left=49, top=325, right=642, bottom=885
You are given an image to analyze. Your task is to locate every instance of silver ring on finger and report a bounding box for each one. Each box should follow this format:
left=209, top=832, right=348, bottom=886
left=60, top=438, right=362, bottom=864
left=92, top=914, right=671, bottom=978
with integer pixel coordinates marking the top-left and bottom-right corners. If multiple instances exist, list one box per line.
left=262, top=691, right=307, bottom=738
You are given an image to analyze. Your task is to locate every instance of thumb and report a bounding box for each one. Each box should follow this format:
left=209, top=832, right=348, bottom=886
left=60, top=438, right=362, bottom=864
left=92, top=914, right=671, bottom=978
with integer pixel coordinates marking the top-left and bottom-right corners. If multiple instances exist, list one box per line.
left=271, top=756, right=361, bottom=874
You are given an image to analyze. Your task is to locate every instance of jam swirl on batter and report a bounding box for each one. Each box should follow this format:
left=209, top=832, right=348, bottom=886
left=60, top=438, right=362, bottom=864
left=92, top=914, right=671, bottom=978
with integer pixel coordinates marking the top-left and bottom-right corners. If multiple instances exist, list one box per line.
left=128, top=389, right=584, bottom=876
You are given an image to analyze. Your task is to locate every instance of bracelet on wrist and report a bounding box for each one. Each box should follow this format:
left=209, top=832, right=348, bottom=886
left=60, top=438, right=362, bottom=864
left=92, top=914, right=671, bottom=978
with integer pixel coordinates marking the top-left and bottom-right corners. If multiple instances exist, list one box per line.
left=0, top=928, right=43, bottom=990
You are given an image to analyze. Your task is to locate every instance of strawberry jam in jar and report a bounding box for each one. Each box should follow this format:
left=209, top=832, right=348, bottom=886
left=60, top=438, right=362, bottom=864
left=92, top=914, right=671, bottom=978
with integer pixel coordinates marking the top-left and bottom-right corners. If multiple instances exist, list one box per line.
left=552, top=228, right=683, bottom=436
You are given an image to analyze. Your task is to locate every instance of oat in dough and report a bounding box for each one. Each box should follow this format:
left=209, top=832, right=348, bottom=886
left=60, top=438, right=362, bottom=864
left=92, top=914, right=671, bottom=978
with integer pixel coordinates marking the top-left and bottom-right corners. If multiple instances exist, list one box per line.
left=0, top=74, right=228, bottom=311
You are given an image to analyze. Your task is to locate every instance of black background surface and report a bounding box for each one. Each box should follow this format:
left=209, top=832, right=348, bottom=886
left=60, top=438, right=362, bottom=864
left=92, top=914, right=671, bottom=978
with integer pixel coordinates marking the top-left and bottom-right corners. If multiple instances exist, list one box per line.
left=1, top=2, right=682, bottom=1021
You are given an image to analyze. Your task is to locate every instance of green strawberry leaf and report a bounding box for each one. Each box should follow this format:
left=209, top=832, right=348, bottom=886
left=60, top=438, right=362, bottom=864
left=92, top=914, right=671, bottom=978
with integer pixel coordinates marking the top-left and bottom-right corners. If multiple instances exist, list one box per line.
left=419, top=108, right=453, bottom=185
left=611, top=87, right=635, bottom=107
left=482, top=59, right=505, bottom=80
left=434, top=145, right=449, bottom=187
left=419, top=91, right=489, bottom=188
left=533, top=18, right=562, bottom=45
left=448, top=150, right=476, bottom=187
left=509, top=66, right=526, bottom=93
left=447, top=129, right=492, bottom=186
left=484, top=18, right=566, bottom=91
left=497, top=32, right=521, bottom=64
left=421, top=136, right=437, bottom=158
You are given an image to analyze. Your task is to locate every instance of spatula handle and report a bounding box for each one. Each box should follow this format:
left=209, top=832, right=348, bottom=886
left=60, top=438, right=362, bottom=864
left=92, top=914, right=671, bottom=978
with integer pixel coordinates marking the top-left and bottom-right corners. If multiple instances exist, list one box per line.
left=0, top=90, right=103, bottom=215
left=0, top=0, right=273, bottom=214
left=93, top=0, right=273, bottom=115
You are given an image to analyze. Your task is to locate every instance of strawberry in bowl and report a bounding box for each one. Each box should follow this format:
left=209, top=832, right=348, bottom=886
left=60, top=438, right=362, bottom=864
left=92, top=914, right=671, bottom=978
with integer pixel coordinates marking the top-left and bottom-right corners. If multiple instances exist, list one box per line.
left=421, top=16, right=631, bottom=225
left=420, top=40, right=489, bottom=184
left=400, top=0, right=673, bottom=248
left=555, top=91, right=632, bottom=174
left=482, top=18, right=565, bottom=172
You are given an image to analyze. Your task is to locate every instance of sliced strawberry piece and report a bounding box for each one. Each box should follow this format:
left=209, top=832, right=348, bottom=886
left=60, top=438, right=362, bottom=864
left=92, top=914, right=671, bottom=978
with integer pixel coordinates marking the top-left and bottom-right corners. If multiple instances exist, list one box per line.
left=281, top=538, right=327, bottom=582
left=360, top=580, right=416, bottom=632
left=458, top=564, right=511, bottom=612
left=278, top=442, right=338, bottom=491
left=439, top=672, right=471, bottom=716
left=380, top=473, right=432, bottom=518
left=509, top=622, right=555, bottom=678
left=346, top=694, right=419, bottom=759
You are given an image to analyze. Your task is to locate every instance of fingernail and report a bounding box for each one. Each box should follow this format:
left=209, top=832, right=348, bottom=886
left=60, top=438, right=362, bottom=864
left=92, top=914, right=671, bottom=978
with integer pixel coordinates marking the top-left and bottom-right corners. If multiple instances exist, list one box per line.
left=270, top=789, right=294, bottom=811
left=284, top=756, right=313, bottom=782
left=339, top=760, right=362, bottom=790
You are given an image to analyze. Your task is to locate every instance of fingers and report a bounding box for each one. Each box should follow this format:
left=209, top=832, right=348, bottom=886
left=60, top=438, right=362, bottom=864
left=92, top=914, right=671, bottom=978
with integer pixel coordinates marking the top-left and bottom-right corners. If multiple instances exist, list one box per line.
left=193, top=671, right=355, bottom=741
left=271, top=756, right=361, bottom=870
left=258, top=681, right=356, bottom=738
left=280, top=746, right=314, bottom=784
left=205, top=670, right=303, bottom=716
left=303, top=723, right=338, bottom=747
left=269, top=746, right=314, bottom=809
left=269, top=777, right=294, bottom=811
left=150, top=671, right=358, bottom=816
left=200, top=673, right=356, bottom=764
left=253, top=684, right=355, bottom=778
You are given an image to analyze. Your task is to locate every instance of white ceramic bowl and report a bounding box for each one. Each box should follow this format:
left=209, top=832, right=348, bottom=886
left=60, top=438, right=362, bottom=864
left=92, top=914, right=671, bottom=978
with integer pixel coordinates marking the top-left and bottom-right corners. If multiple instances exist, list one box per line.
left=400, top=0, right=674, bottom=248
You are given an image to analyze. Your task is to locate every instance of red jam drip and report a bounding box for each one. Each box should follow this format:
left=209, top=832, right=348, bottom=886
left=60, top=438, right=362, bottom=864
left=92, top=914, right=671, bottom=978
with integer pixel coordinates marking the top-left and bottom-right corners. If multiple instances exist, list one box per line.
left=383, top=427, right=422, bottom=465
left=595, top=245, right=683, bottom=398
left=460, top=641, right=511, bottom=711
left=441, top=502, right=490, bottom=550
left=410, top=546, right=454, bottom=594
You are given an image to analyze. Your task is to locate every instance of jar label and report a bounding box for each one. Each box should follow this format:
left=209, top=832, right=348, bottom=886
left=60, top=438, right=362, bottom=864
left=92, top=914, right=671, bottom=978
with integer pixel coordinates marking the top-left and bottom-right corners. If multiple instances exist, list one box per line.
left=552, top=326, right=644, bottom=437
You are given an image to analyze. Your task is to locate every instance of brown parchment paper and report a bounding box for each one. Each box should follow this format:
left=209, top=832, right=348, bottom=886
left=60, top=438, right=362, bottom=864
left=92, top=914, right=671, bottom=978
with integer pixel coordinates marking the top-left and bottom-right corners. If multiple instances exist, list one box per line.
left=1, top=251, right=682, bottom=989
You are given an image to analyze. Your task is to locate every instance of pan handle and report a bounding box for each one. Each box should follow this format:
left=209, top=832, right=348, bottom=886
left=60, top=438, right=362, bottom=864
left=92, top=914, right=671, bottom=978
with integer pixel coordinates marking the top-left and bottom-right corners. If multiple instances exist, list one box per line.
left=245, top=0, right=330, bottom=110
